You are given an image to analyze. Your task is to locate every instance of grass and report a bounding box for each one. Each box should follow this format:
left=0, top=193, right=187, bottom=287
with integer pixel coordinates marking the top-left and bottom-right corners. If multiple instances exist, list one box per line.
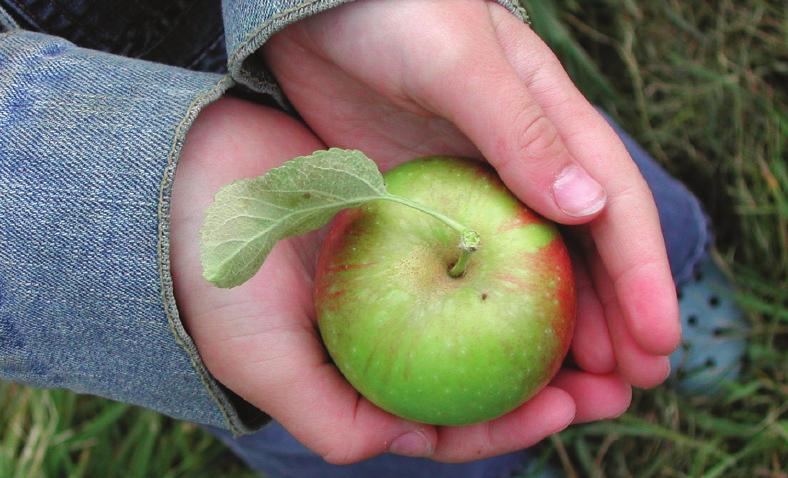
left=0, top=383, right=255, bottom=478
left=2, top=0, right=786, bottom=476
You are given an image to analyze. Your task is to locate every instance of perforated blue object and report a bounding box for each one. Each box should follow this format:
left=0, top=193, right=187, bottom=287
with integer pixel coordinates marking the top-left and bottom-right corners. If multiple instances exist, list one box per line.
left=670, top=255, right=747, bottom=393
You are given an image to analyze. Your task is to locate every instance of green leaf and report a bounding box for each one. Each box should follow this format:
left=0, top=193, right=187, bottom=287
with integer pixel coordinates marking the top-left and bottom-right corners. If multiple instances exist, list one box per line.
left=199, top=148, right=387, bottom=288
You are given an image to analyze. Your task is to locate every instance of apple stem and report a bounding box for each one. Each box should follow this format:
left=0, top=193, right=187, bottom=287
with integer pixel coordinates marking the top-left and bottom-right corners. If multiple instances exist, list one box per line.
left=382, top=194, right=480, bottom=277
left=448, top=248, right=472, bottom=278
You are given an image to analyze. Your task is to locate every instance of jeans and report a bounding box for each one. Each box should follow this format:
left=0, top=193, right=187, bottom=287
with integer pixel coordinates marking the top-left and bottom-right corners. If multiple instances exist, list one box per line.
left=205, top=113, right=710, bottom=478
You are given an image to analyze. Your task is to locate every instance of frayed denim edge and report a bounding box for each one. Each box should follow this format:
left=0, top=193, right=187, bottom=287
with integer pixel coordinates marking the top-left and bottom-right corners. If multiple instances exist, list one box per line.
left=156, top=74, right=261, bottom=436
left=225, top=0, right=528, bottom=104
left=0, top=5, right=19, bottom=31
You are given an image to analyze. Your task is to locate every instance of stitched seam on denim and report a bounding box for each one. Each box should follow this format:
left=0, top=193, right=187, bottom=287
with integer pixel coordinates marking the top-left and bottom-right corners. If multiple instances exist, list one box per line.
left=156, top=74, right=258, bottom=436
left=0, top=4, right=19, bottom=30
left=227, top=0, right=328, bottom=72
left=226, top=0, right=352, bottom=103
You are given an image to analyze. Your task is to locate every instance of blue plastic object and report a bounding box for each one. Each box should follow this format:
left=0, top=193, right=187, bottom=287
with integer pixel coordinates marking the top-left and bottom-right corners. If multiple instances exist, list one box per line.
left=670, top=255, right=748, bottom=393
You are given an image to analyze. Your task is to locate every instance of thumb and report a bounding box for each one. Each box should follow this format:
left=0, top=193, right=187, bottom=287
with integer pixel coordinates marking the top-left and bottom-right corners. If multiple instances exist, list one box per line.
left=410, top=34, right=606, bottom=223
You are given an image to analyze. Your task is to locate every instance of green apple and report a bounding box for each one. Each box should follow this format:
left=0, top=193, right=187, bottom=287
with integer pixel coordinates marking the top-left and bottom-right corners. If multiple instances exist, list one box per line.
left=314, top=157, right=575, bottom=425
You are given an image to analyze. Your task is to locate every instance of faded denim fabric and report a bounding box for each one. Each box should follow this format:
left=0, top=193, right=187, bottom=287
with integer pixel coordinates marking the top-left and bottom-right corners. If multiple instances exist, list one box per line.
left=0, top=30, right=266, bottom=432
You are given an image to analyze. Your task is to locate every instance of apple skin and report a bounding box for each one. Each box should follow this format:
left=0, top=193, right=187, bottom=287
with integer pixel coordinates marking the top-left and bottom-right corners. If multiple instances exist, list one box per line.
left=314, top=157, right=576, bottom=426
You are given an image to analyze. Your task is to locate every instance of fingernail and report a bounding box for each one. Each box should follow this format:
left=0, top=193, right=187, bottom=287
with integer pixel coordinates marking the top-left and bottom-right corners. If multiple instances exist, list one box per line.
left=389, top=430, right=432, bottom=457
left=552, top=165, right=607, bottom=217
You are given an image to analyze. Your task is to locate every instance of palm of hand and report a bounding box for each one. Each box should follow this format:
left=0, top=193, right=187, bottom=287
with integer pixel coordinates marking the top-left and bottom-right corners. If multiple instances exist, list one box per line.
left=171, top=96, right=600, bottom=463
left=172, top=0, right=679, bottom=465
left=172, top=97, right=625, bottom=464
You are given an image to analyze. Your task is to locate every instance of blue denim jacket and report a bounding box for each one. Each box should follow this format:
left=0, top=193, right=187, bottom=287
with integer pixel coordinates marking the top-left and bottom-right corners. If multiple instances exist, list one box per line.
left=0, top=2, right=528, bottom=434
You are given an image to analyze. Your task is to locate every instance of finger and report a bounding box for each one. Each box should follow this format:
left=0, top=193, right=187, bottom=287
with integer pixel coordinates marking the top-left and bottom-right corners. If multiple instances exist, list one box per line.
left=270, top=362, right=438, bottom=464
left=431, top=386, right=575, bottom=462
left=586, top=248, right=671, bottom=388
left=404, top=9, right=607, bottom=224
left=222, top=317, right=438, bottom=464
left=551, top=370, right=631, bottom=423
left=570, top=248, right=616, bottom=374
left=488, top=4, right=680, bottom=355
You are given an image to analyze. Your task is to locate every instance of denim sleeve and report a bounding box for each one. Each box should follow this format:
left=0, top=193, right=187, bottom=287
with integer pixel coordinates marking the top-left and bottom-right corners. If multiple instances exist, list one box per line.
left=0, top=30, right=265, bottom=435
left=221, top=0, right=529, bottom=100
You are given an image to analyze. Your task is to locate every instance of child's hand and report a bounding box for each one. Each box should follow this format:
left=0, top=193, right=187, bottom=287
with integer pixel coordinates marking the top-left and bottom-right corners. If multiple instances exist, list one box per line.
left=171, top=97, right=631, bottom=464
left=262, top=1, right=679, bottom=387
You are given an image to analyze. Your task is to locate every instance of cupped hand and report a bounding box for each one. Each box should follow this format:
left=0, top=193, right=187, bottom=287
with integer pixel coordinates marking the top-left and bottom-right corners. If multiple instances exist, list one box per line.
left=262, top=0, right=680, bottom=387
left=172, top=97, right=631, bottom=465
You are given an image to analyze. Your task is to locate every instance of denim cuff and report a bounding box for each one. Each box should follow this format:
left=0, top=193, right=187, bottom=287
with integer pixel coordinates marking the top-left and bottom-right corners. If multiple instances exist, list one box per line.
left=0, top=30, right=262, bottom=434
left=222, top=0, right=529, bottom=105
